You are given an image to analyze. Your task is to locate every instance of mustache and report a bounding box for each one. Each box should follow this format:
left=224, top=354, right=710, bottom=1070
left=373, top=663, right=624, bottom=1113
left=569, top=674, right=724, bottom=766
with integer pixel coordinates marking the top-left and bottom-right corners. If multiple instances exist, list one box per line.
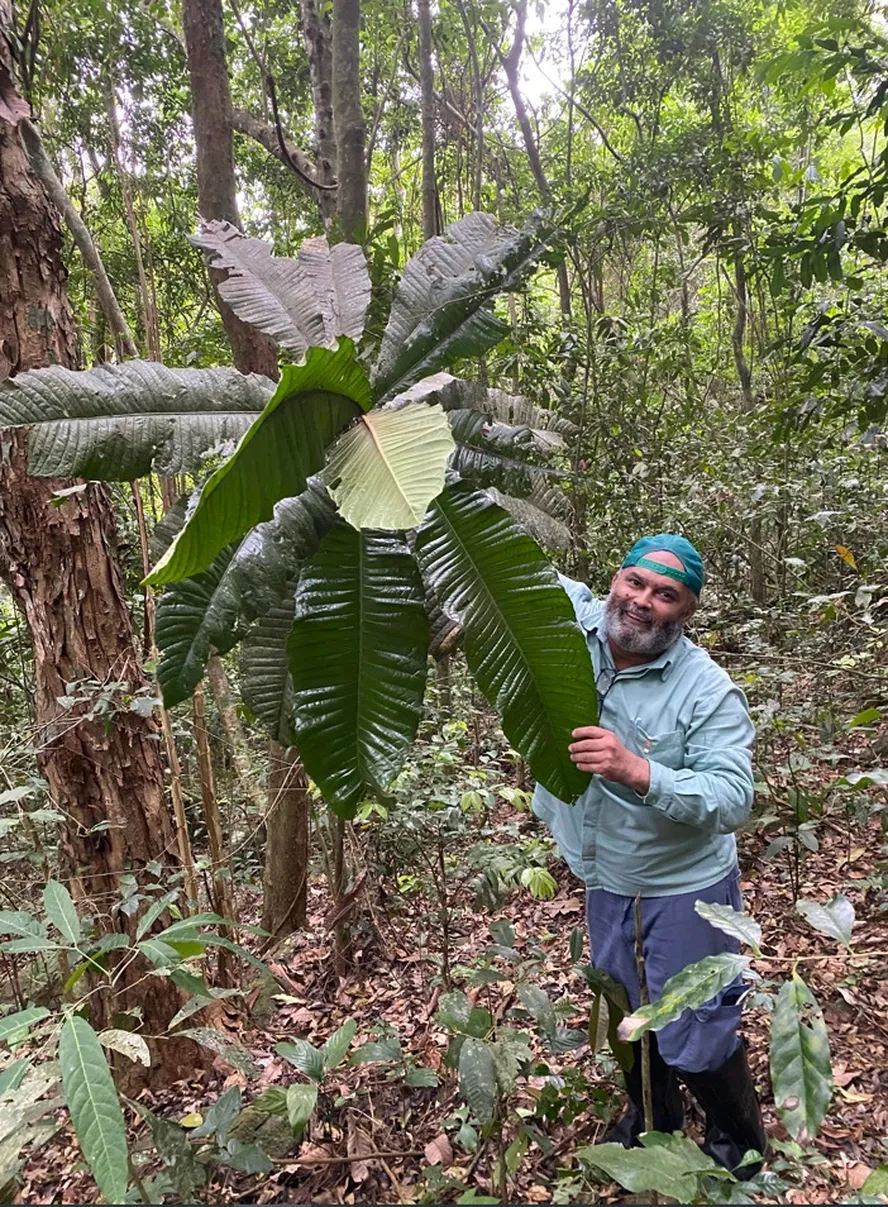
left=620, top=603, right=653, bottom=625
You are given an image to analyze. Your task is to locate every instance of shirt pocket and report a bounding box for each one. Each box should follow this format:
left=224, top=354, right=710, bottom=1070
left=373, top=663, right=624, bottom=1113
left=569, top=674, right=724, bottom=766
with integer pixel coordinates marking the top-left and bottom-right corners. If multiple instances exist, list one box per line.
left=634, top=726, right=685, bottom=769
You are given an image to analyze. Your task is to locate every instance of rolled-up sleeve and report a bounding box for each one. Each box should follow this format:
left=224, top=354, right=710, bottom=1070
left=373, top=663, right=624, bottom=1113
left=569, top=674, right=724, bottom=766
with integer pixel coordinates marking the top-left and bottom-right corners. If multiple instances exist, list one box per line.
left=643, top=684, right=755, bottom=834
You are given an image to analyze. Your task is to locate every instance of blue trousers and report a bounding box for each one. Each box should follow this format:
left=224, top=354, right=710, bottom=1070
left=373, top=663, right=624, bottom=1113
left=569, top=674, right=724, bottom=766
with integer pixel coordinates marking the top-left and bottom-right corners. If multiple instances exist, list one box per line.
left=586, top=869, right=744, bottom=1073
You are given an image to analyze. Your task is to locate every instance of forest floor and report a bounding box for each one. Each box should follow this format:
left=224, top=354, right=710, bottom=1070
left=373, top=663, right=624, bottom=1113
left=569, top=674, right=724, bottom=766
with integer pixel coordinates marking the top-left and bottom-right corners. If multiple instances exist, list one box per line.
left=21, top=786, right=888, bottom=1205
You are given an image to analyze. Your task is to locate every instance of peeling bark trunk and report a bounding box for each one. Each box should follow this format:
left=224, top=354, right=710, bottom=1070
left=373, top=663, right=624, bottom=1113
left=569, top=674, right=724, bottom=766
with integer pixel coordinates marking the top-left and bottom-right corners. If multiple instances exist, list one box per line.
left=0, top=37, right=190, bottom=1084
left=181, top=0, right=278, bottom=376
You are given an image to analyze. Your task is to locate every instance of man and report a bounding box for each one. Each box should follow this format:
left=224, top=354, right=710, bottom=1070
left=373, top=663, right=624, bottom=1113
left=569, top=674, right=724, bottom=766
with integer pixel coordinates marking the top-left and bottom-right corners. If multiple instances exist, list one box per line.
left=533, top=533, right=767, bottom=1178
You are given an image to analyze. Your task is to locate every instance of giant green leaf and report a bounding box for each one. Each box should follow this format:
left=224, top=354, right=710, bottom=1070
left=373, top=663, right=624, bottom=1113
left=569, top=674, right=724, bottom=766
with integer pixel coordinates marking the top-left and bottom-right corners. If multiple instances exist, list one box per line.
left=769, top=972, right=832, bottom=1142
left=0, top=361, right=272, bottom=479
left=372, top=211, right=556, bottom=400
left=192, top=221, right=371, bottom=357
left=155, top=484, right=336, bottom=707
left=59, top=1015, right=129, bottom=1205
left=288, top=526, right=429, bottom=817
left=415, top=483, right=595, bottom=802
left=324, top=402, right=454, bottom=529
left=241, top=604, right=297, bottom=745
left=619, top=953, right=750, bottom=1041
left=147, top=343, right=369, bottom=585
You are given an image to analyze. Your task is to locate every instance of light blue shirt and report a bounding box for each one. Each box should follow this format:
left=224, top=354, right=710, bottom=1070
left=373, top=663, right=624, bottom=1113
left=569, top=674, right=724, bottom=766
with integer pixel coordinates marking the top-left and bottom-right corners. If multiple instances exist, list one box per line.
left=532, top=576, right=755, bottom=897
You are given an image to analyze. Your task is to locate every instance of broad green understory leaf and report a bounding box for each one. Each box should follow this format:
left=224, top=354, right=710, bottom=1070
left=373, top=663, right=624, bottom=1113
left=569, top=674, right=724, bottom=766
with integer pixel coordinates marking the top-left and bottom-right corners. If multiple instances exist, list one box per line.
left=458, top=1037, right=497, bottom=1125
left=241, top=604, right=297, bottom=745
left=147, top=343, right=369, bottom=586
left=0, top=361, right=272, bottom=478
left=795, top=895, right=855, bottom=948
left=154, top=483, right=336, bottom=707
left=191, top=221, right=371, bottom=357
left=59, top=1015, right=129, bottom=1205
left=288, top=525, right=429, bottom=817
left=415, top=482, right=596, bottom=802
left=577, top=1133, right=727, bottom=1201
left=372, top=211, right=557, bottom=401
left=619, top=953, right=750, bottom=1042
left=42, top=880, right=81, bottom=945
left=769, top=971, right=832, bottom=1142
left=324, top=401, right=455, bottom=529
left=694, top=900, right=763, bottom=956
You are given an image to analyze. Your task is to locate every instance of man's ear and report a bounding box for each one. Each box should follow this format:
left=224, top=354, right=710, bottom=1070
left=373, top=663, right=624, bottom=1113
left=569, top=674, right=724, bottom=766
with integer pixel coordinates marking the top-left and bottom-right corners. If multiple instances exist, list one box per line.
left=610, top=570, right=622, bottom=590
left=684, top=595, right=698, bottom=622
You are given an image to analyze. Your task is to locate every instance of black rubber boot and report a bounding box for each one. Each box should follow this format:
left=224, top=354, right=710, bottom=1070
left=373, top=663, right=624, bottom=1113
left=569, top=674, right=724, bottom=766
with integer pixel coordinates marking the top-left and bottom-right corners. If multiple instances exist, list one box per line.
left=601, top=1035, right=684, bottom=1147
left=678, top=1042, right=767, bottom=1181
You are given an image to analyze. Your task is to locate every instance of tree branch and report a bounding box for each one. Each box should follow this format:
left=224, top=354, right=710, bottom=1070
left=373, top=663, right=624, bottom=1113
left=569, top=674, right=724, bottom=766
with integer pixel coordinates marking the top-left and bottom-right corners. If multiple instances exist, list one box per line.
left=230, top=103, right=336, bottom=192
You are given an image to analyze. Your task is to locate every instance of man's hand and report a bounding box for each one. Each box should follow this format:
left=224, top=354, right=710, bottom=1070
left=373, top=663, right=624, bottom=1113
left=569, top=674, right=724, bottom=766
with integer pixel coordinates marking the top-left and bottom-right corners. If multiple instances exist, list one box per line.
left=569, top=726, right=651, bottom=796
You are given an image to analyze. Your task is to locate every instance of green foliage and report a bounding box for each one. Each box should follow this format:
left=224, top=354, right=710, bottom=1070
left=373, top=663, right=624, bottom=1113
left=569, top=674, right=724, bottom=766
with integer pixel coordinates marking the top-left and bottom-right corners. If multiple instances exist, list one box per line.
left=0, top=362, right=271, bottom=479
left=577, top=1133, right=732, bottom=1202
left=416, top=483, right=597, bottom=803
left=59, top=1016, right=129, bottom=1205
left=619, top=954, right=750, bottom=1042
left=769, top=972, right=833, bottom=1142
left=287, top=526, right=429, bottom=817
left=147, top=344, right=369, bottom=584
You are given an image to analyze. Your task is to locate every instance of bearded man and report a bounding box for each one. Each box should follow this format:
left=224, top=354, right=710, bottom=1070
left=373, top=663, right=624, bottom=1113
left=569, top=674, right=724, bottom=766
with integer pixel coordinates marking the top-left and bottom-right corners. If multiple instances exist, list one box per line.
left=533, top=534, right=767, bottom=1178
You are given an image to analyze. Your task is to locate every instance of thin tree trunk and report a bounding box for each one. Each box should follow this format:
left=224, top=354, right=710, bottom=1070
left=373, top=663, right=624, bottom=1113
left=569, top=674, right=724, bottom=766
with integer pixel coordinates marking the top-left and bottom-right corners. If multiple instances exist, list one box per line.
left=300, top=0, right=339, bottom=225
left=192, top=682, right=237, bottom=981
left=181, top=0, right=278, bottom=376
left=18, top=119, right=138, bottom=360
left=501, top=3, right=571, bottom=319
left=332, top=0, right=366, bottom=241
left=0, top=27, right=191, bottom=1084
left=453, top=0, right=483, bottom=210
left=417, top=0, right=439, bottom=240
left=106, top=85, right=160, bottom=360
left=262, top=742, right=309, bottom=939
left=206, top=653, right=265, bottom=817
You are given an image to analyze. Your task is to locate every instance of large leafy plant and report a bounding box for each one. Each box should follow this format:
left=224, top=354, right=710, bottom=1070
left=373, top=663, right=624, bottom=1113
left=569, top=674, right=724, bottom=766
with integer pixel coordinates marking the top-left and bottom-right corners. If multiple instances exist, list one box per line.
left=0, top=213, right=596, bottom=817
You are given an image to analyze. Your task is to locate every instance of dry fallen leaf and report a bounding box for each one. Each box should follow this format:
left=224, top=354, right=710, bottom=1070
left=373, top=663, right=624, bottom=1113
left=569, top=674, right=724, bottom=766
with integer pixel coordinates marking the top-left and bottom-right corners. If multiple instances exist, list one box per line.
left=424, top=1134, right=453, bottom=1166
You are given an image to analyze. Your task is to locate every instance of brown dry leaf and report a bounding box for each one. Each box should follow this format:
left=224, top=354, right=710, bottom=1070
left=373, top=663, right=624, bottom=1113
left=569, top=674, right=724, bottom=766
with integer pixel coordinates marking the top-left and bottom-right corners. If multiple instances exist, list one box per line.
left=424, top=1134, right=453, bottom=1166
left=847, top=1163, right=872, bottom=1190
left=347, top=1111, right=373, bottom=1183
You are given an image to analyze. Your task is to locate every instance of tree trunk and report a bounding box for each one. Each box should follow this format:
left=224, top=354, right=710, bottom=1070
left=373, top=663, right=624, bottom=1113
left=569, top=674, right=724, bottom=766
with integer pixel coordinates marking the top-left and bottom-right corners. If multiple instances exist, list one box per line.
left=301, top=0, right=339, bottom=225
left=332, top=0, right=367, bottom=242
left=417, top=0, right=439, bottom=240
left=501, top=3, right=571, bottom=319
left=262, top=742, right=310, bottom=939
left=181, top=0, right=278, bottom=376
left=0, top=31, right=190, bottom=1083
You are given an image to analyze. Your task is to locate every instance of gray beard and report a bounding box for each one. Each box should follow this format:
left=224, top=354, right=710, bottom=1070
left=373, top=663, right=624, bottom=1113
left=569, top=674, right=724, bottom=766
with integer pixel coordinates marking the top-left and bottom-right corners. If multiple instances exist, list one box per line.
left=602, top=592, right=685, bottom=658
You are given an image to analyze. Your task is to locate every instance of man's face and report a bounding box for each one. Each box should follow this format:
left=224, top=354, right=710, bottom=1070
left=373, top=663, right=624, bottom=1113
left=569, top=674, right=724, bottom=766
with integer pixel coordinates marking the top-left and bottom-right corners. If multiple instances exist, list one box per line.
left=602, top=554, right=697, bottom=658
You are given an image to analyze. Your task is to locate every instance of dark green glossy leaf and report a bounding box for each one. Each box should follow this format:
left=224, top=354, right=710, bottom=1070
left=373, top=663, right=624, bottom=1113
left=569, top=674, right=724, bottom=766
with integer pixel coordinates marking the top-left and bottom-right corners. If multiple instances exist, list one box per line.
left=415, top=483, right=596, bottom=802
left=288, top=526, right=429, bottom=817
left=147, top=343, right=369, bottom=585
left=459, top=1038, right=497, bottom=1125
left=0, top=362, right=272, bottom=479
left=620, top=953, right=749, bottom=1042
left=373, top=212, right=556, bottom=401
left=60, top=1016, right=129, bottom=1204
left=155, top=483, right=336, bottom=707
left=241, top=604, right=298, bottom=745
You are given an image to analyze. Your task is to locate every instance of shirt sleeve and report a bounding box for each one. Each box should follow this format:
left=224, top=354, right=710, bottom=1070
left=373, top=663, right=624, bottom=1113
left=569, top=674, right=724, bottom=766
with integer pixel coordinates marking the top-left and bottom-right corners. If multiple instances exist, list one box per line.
left=641, top=681, right=755, bottom=834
